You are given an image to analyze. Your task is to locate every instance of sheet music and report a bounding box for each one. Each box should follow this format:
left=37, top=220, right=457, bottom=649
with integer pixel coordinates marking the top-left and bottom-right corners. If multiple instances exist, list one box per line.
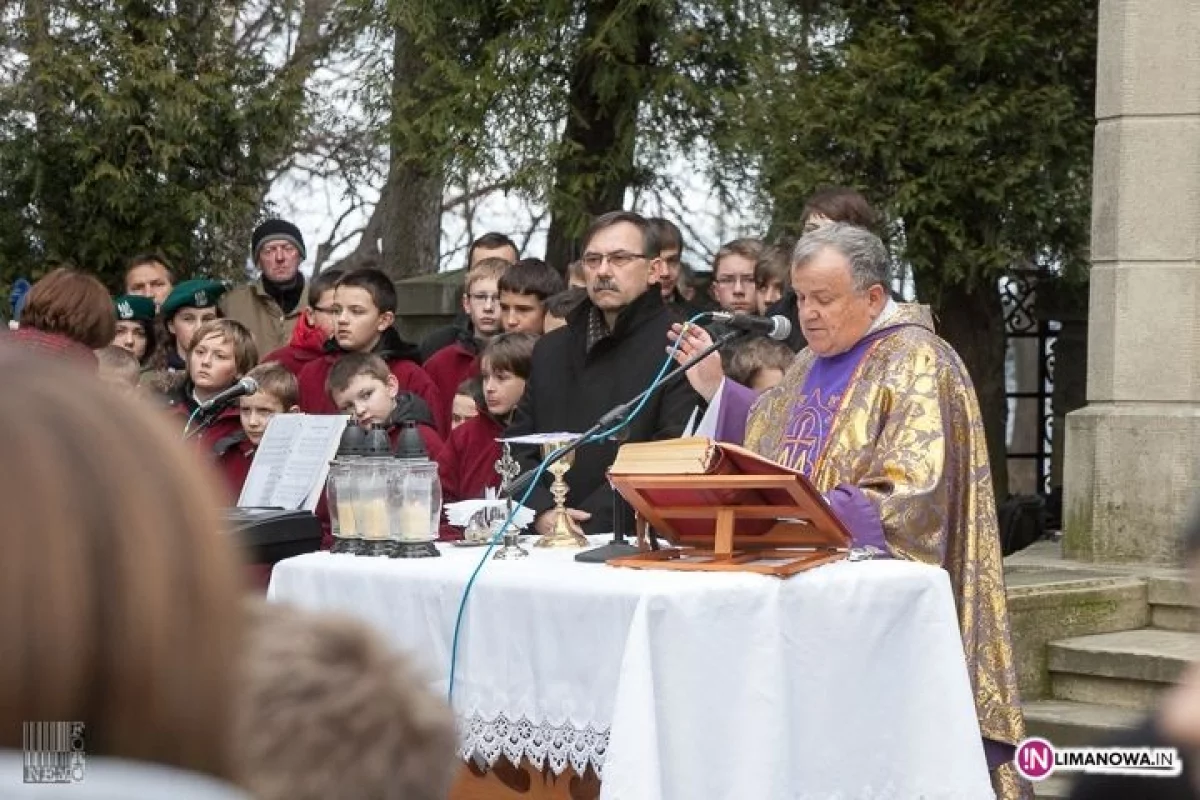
left=500, top=432, right=582, bottom=444
left=238, top=414, right=348, bottom=510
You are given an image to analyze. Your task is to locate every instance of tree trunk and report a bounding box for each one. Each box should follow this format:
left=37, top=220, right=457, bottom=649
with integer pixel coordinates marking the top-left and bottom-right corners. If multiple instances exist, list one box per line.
left=378, top=22, right=444, bottom=281
left=932, top=279, right=1010, bottom=503
left=544, top=0, right=659, bottom=269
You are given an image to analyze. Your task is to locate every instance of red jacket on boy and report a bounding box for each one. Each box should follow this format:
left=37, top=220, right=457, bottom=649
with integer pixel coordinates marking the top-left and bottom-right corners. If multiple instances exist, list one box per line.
left=437, top=411, right=503, bottom=505
left=422, top=336, right=480, bottom=427
left=212, top=430, right=255, bottom=502
left=261, top=313, right=330, bottom=378
left=296, top=328, right=447, bottom=435
left=161, top=378, right=243, bottom=454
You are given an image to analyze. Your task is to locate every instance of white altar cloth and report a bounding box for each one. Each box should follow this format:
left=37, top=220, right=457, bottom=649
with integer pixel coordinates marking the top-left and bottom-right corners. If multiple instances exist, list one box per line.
left=269, top=542, right=994, bottom=800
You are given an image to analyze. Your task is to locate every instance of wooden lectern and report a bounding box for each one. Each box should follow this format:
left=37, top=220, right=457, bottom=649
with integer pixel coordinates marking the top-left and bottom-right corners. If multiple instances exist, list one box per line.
left=606, top=438, right=853, bottom=577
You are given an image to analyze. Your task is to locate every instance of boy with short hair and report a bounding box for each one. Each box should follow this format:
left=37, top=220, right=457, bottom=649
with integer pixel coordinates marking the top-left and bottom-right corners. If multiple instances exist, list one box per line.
left=297, top=269, right=445, bottom=433
left=498, top=258, right=565, bottom=334
left=326, top=353, right=444, bottom=461
left=709, top=238, right=764, bottom=314
left=725, top=336, right=794, bottom=393
left=437, top=332, right=537, bottom=531
left=541, top=286, right=588, bottom=333
left=96, top=345, right=141, bottom=393
left=168, top=318, right=259, bottom=448
left=214, top=362, right=300, bottom=499
left=262, top=268, right=344, bottom=377
left=451, top=378, right=480, bottom=430
left=754, top=243, right=790, bottom=315
left=421, top=258, right=509, bottom=428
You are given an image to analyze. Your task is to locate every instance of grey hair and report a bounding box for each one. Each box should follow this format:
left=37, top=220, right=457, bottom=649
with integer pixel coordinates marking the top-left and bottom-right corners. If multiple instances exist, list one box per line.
left=791, top=222, right=890, bottom=291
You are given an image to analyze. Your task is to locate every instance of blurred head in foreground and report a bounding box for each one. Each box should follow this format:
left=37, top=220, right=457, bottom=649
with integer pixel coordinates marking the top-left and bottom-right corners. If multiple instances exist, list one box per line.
left=234, top=601, right=458, bottom=800
left=0, top=350, right=244, bottom=780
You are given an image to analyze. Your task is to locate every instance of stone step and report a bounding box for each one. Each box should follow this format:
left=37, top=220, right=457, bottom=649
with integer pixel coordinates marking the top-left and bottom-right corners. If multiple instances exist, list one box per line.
left=1023, top=700, right=1143, bottom=748
left=1148, top=575, right=1197, bottom=631
left=1005, top=569, right=1149, bottom=699
left=1048, top=629, right=1200, bottom=710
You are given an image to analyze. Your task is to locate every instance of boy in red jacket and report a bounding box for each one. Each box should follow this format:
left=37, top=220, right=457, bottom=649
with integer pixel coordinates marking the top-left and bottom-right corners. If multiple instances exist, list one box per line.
left=437, top=332, right=537, bottom=540
left=213, top=362, right=301, bottom=500
left=261, top=268, right=343, bottom=377
left=171, top=318, right=259, bottom=450
left=421, top=258, right=509, bottom=430
left=297, top=269, right=445, bottom=433
left=327, top=353, right=445, bottom=461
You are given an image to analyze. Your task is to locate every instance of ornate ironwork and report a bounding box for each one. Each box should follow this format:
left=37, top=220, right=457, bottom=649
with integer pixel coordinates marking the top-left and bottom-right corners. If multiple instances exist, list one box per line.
left=1003, top=270, right=1058, bottom=496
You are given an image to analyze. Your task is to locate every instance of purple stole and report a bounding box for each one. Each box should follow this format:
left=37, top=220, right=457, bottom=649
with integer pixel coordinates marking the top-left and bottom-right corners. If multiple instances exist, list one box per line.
left=777, top=327, right=898, bottom=475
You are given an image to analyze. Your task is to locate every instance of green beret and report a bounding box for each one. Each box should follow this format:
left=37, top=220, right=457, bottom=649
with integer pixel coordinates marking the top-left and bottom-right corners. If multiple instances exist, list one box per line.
left=113, top=294, right=156, bottom=323
left=160, top=278, right=229, bottom=319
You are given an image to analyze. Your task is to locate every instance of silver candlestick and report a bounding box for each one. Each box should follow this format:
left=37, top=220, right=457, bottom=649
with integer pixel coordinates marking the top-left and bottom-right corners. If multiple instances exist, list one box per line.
left=492, top=443, right=528, bottom=560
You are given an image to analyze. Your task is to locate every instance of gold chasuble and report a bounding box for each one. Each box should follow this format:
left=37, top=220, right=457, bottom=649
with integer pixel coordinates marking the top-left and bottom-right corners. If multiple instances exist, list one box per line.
left=744, top=304, right=1028, bottom=798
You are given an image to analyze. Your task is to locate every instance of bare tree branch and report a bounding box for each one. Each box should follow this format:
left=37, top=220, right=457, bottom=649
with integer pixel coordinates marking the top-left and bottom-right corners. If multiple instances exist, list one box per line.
left=441, top=179, right=514, bottom=212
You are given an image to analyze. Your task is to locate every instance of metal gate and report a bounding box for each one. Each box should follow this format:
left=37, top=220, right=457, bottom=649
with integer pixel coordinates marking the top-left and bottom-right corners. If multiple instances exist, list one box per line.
left=1002, top=269, right=1059, bottom=496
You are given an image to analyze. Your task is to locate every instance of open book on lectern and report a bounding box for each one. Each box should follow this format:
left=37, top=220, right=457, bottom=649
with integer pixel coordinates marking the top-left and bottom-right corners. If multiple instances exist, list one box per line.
left=608, top=436, right=853, bottom=546
left=237, top=414, right=349, bottom=511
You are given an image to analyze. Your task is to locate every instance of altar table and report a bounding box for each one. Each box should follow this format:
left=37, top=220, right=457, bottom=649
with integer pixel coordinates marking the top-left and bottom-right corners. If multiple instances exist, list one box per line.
left=269, top=540, right=994, bottom=799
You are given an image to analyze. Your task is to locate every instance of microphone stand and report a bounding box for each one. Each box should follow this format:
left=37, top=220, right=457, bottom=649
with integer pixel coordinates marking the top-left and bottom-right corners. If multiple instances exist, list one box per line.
left=184, top=399, right=235, bottom=441
left=503, top=328, right=747, bottom=562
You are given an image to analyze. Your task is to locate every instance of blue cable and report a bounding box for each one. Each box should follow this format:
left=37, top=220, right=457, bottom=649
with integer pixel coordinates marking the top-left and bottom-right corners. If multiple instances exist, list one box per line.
left=445, top=313, right=705, bottom=702
left=182, top=406, right=204, bottom=439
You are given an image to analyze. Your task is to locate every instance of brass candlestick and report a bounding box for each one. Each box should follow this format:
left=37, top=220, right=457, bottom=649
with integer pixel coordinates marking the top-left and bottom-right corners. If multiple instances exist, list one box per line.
left=534, top=438, right=588, bottom=548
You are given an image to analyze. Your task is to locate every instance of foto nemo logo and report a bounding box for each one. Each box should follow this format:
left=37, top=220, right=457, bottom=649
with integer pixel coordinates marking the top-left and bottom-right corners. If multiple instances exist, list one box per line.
left=1015, top=737, right=1055, bottom=781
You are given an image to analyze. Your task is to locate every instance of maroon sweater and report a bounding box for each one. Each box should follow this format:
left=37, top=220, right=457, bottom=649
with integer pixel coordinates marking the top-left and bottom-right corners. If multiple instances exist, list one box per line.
left=422, top=341, right=480, bottom=429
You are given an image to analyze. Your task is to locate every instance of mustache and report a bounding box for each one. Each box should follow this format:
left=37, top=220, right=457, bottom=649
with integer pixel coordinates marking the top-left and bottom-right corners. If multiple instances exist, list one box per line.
left=591, top=279, right=619, bottom=292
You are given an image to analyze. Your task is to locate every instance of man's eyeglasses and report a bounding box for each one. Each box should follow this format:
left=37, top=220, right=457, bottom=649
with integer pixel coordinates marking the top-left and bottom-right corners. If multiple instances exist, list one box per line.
left=468, top=292, right=500, bottom=305
left=581, top=251, right=645, bottom=269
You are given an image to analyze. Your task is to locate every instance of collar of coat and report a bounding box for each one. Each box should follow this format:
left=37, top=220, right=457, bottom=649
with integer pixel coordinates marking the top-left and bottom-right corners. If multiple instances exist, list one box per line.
left=568, top=287, right=665, bottom=353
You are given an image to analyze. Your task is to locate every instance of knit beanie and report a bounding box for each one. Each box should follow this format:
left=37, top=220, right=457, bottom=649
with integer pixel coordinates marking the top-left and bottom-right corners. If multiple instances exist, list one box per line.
left=252, top=219, right=307, bottom=262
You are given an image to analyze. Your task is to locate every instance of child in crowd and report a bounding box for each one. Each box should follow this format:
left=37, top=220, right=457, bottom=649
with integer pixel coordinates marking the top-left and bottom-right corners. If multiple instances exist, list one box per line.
left=451, top=378, right=480, bottom=430
left=438, top=333, right=537, bottom=536
left=754, top=243, right=790, bottom=315
left=326, top=353, right=444, bottom=461
left=213, top=362, right=300, bottom=500
left=725, top=336, right=794, bottom=393
left=541, top=286, right=588, bottom=333
left=96, top=345, right=141, bottom=393
left=498, top=258, right=565, bottom=334
left=111, top=294, right=156, bottom=368
left=145, top=278, right=228, bottom=377
left=262, top=268, right=344, bottom=377
left=422, top=258, right=509, bottom=429
left=297, top=269, right=444, bottom=432
left=167, top=318, right=259, bottom=448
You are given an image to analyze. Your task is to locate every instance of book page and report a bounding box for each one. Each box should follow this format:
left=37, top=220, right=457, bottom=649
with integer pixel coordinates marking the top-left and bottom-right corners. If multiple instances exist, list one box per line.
left=238, top=414, right=348, bottom=510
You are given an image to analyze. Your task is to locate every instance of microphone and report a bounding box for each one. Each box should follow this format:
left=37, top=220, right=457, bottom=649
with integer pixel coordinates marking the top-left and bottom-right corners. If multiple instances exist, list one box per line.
left=708, top=312, right=792, bottom=341
left=198, top=376, right=258, bottom=412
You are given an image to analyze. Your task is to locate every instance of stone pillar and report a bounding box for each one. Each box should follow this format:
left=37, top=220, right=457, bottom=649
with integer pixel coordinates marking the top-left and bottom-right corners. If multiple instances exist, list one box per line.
left=1064, top=0, right=1200, bottom=565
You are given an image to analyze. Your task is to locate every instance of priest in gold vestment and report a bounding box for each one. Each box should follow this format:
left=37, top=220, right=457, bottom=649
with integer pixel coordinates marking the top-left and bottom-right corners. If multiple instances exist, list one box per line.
left=672, top=222, right=1030, bottom=799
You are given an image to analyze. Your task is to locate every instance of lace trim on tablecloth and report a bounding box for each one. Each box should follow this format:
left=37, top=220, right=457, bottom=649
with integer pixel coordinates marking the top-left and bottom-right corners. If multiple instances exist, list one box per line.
left=459, top=713, right=610, bottom=777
